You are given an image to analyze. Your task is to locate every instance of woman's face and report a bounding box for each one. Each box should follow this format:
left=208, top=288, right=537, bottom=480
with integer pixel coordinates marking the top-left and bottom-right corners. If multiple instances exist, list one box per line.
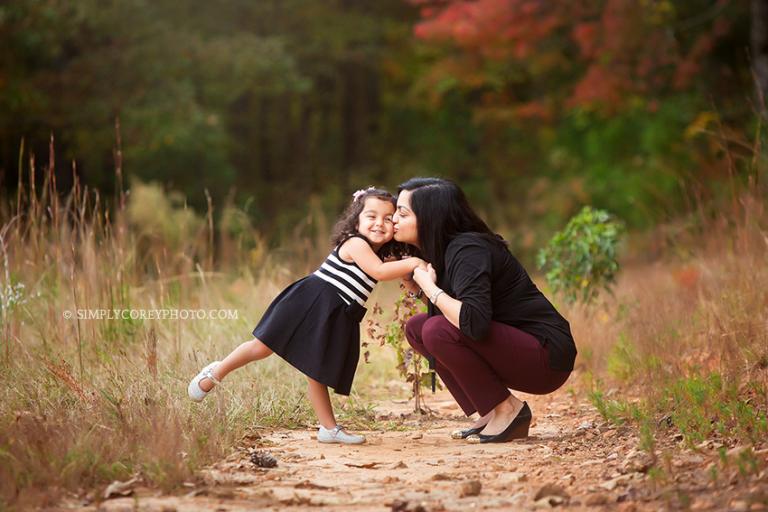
left=393, top=189, right=419, bottom=246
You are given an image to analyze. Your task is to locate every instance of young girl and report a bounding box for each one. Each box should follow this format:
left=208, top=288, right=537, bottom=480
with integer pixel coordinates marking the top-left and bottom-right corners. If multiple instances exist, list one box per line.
left=188, top=187, right=425, bottom=444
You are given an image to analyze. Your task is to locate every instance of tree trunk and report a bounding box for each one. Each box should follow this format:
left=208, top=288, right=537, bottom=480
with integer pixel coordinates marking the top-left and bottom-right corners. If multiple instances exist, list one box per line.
left=752, top=0, right=768, bottom=116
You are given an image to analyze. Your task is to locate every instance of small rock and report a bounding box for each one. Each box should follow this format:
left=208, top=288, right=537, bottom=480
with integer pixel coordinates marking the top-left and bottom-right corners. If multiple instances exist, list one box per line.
left=460, top=480, right=482, bottom=497
left=585, top=493, right=609, bottom=506
left=411, top=432, right=423, bottom=440
left=577, top=420, right=594, bottom=431
left=431, top=473, right=452, bottom=481
left=507, top=472, right=527, bottom=483
left=390, top=499, right=409, bottom=512
left=393, top=461, right=408, bottom=469
left=690, top=497, right=716, bottom=510
left=534, top=483, right=570, bottom=502
left=534, top=495, right=567, bottom=508
left=730, top=500, right=749, bottom=512
left=600, top=474, right=632, bottom=491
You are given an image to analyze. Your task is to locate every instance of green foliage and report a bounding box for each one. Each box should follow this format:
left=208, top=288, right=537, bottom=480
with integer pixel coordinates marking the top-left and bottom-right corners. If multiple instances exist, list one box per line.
left=606, top=333, right=639, bottom=382
left=537, top=206, right=624, bottom=304
left=589, top=371, right=767, bottom=478
left=588, top=389, right=630, bottom=426
left=667, top=373, right=768, bottom=447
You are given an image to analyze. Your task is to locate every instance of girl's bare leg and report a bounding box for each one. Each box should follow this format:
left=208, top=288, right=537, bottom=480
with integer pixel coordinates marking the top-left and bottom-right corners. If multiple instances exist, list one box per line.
left=307, top=377, right=337, bottom=429
left=199, top=337, right=273, bottom=392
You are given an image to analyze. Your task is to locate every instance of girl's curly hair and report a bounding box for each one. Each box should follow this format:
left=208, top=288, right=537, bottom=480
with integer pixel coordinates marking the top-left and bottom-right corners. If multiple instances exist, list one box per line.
left=330, top=187, right=410, bottom=258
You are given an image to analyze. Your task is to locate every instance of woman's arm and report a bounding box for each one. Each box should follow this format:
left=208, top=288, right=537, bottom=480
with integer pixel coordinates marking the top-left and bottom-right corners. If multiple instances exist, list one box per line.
left=412, top=265, right=463, bottom=329
left=412, top=243, right=493, bottom=340
left=340, top=237, right=425, bottom=281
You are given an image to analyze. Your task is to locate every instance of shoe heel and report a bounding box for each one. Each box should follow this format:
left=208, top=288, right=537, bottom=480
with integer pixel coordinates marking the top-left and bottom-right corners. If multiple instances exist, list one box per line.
left=509, top=416, right=531, bottom=439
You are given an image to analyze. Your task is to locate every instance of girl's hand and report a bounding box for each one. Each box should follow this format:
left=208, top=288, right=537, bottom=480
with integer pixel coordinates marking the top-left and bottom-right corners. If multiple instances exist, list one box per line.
left=403, top=258, right=427, bottom=282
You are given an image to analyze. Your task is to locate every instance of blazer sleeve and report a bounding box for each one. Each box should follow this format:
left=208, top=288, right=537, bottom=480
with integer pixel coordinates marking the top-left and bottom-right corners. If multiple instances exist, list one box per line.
left=445, top=241, right=493, bottom=341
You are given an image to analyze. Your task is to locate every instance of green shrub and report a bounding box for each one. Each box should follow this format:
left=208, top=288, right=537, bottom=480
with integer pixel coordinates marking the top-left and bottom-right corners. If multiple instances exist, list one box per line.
left=537, top=206, right=624, bottom=304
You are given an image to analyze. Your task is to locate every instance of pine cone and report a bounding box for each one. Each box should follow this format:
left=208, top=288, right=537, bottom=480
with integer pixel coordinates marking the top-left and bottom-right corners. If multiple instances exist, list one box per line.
left=249, top=450, right=278, bottom=468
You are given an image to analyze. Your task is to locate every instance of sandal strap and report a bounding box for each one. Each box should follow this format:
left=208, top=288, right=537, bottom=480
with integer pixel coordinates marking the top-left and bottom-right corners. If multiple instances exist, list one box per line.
left=203, top=366, right=221, bottom=386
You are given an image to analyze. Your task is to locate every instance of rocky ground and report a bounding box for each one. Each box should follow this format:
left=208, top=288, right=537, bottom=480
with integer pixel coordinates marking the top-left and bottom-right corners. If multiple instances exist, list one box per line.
left=65, top=383, right=767, bottom=511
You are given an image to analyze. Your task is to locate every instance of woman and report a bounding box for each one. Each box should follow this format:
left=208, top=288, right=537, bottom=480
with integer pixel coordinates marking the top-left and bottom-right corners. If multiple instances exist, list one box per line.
left=392, top=177, right=576, bottom=443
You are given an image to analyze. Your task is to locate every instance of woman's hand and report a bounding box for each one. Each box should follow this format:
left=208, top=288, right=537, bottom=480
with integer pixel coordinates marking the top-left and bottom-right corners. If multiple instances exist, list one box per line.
left=413, top=263, right=437, bottom=289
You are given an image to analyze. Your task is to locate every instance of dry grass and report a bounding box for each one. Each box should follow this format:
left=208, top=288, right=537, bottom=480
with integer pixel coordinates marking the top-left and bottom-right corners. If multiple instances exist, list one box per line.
left=566, top=193, right=768, bottom=386
left=562, top=190, right=768, bottom=456
left=0, top=152, right=399, bottom=508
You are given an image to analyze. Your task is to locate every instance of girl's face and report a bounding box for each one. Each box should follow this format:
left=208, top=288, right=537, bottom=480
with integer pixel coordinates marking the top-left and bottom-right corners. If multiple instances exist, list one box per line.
left=357, top=197, right=395, bottom=249
left=393, top=189, right=419, bottom=247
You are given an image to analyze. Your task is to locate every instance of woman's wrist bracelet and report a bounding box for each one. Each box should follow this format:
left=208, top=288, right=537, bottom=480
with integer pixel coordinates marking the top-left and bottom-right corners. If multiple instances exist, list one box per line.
left=429, top=288, right=444, bottom=304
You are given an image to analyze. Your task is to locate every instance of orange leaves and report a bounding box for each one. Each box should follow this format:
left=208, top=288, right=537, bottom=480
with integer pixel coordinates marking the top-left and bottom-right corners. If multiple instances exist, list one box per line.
left=411, top=0, right=741, bottom=116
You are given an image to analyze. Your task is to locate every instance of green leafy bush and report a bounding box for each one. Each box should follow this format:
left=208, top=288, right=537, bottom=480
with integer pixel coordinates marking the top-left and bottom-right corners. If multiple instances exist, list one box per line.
left=537, top=206, right=624, bottom=304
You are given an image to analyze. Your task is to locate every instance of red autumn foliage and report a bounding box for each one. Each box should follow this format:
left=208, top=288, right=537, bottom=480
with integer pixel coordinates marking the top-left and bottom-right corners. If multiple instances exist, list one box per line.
left=411, top=0, right=741, bottom=116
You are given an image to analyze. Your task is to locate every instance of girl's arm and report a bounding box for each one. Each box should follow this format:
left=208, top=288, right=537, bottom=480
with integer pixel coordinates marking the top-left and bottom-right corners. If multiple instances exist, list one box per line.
left=339, top=237, right=425, bottom=281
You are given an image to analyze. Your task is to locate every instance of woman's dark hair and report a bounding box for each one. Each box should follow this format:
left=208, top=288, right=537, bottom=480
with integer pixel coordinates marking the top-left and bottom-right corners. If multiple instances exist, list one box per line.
left=330, top=187, right=409, bottom=258
left=397, top=177, right=505, bottom=276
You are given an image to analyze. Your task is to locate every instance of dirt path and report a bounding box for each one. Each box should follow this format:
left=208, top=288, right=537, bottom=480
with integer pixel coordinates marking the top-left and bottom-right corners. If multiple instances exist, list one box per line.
left=82, top=383, right=767, bottom=511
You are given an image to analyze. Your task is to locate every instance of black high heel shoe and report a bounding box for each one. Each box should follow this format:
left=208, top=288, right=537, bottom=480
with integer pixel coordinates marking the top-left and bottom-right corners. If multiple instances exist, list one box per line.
left=468, top=402, right=531, bottom=444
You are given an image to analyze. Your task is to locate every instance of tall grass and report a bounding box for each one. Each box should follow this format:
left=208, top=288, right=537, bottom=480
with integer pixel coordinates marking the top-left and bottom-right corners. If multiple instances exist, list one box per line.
left=0, top=142, right=394, bottom=508
left=565, top=185, right=768, bottom=473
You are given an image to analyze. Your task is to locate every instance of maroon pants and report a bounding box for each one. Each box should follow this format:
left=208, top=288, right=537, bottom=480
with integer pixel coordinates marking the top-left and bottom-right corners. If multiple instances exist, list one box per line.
left=405, top=313, right=571, bottom=417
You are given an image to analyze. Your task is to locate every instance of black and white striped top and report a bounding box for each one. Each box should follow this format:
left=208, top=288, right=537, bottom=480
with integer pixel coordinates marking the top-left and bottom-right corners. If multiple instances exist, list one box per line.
left=313, top=245, right=378, bottom=306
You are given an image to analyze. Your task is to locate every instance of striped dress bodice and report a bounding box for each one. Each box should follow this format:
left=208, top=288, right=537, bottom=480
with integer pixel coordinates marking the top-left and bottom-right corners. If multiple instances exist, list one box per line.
left=313, top=247, right=378, bottom=306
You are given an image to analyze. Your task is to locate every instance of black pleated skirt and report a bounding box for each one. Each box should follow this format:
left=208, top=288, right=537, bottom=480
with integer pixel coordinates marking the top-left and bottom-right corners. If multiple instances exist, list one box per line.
left=251, top=274, right=367, bottom=396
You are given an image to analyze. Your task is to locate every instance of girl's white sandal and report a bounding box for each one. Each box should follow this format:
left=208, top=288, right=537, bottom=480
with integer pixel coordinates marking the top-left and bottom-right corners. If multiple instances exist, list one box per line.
left=188, top=361, right=221, bottom=402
